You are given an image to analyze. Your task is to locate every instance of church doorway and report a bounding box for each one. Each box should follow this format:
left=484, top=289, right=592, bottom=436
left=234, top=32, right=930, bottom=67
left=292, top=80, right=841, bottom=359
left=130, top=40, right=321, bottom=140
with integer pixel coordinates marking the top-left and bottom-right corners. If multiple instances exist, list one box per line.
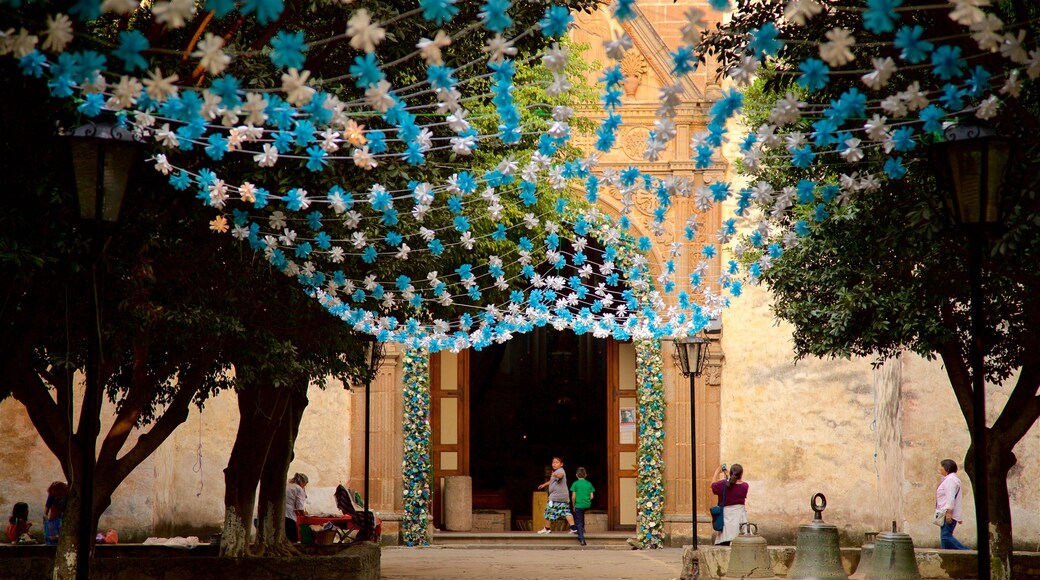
left=468, top=328, right=608, bottom=530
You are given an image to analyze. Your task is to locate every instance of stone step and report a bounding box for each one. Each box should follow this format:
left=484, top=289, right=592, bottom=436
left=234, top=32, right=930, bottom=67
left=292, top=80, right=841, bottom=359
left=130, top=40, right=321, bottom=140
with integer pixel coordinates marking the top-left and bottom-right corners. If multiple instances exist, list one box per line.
left=433, top=531, right=635, bottom=549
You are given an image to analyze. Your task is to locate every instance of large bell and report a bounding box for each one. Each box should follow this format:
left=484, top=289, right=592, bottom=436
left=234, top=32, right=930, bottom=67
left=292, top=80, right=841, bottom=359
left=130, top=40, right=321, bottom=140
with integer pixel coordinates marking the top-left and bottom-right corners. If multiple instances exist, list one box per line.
left=787, top=493, right=849, bottom=580
left=865, top=529, right=921, bottom=580
left=723, top=523, right=778, bottom=579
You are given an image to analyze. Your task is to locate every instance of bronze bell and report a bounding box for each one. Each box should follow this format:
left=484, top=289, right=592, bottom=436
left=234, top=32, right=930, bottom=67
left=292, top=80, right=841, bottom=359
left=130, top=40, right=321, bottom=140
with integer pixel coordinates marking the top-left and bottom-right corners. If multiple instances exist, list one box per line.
left=849, top=531, right=878, bottom=579
left=787, top=493, right=849, bottom=580
left=723, top=523, right=778, bottom=579
left=865, top=525, right=921, bottom=580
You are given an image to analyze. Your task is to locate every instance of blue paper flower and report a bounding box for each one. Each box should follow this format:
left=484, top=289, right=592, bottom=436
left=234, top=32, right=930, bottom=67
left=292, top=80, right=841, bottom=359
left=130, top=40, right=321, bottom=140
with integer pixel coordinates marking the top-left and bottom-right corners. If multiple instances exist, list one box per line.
left=241, top=0, right=284, bottom=24
left=919, top=104, right=946, bottom=133
left=77, top=92, right=105, bottom=117
left=210, top=76, right=243, bottom=108
left=479, top=0, right=513, bottom=32
left=931, top=45, right=965, bottom=80
left=69, top=0, right=101, bottom=21
left=539, top=5, right=573, bottom=37
left=893, top=25, right=932, bottom=63
left=748, top=23, right=783, bottom=57
left=939, top=84, right=966, bottom=111
left=205, top=0, right=236, bottom=17
left=671, top=45, right=697, bottom=75
left=883, top=156, right=907, bottom=179
left=420, top=0, right=458, bottom=25
left=350, top=53, right=385, bottom=88
left=797, top=58, right=830, bottom=92
left=270, top=31, right=308, bottom=70
left=791, top=145, right=816, bottom=168
left=305, top=145, right=327, bottom=171
left=863, top=0, right=901, bottom=34
left=114, top=31, right=150, bottom=72
left=890, top=126, right=915, bottom=152
left=708, top=0, right=730, bottom=10
left=18, top=51, right=46, bottom=78
left=205, top=132, right=229, bottom=159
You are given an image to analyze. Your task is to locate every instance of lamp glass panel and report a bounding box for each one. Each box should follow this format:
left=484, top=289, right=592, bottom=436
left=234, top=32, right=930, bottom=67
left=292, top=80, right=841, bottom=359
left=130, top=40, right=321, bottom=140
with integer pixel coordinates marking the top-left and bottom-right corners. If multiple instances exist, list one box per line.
left=946, top=142, right=983, bottom=224
left=674, top=341, right=690, bottom=375
left=101, top=143, right=136, bottom=222
left=71, top=141, right=99, bottom=221
left=984, top=141, right=1009, bottom=223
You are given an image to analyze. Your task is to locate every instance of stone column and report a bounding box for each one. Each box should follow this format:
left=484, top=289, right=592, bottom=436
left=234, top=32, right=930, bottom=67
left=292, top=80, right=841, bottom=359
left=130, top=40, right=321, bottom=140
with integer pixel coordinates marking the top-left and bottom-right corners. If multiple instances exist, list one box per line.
left=443, top=475, right=472, bottom=531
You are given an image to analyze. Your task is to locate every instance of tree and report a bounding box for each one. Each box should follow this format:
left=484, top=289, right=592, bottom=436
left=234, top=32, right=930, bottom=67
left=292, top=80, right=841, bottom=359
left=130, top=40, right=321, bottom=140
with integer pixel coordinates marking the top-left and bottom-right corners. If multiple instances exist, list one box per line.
left=1, top=0, right=603, bottom=572
left=698, top=1, right=1040, bottom=575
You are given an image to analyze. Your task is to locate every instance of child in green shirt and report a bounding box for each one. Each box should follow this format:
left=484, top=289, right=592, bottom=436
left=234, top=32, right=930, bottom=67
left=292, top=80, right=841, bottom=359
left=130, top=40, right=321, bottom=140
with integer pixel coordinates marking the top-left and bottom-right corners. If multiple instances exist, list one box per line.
left=570, top=467, right=595, bottom=546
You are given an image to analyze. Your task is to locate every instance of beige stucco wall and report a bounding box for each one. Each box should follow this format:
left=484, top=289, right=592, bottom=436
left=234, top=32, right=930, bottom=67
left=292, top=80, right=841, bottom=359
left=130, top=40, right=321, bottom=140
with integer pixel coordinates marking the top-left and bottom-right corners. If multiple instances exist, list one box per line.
left=0, top=380, right=354, bottom=541
left=718, top=283, right=1040, bottom=549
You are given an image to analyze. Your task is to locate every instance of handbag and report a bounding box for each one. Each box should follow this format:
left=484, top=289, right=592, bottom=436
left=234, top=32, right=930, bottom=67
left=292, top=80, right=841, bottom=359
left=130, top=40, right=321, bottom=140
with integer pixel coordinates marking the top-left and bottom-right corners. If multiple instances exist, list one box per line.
left=710, top=482, right=727, bottom=532
left=932, top=510, right=946, bottom=527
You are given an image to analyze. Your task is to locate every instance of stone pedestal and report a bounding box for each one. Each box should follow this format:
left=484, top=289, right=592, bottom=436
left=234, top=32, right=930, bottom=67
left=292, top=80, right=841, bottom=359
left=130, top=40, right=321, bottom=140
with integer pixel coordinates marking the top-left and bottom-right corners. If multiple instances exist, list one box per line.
left=444, top=476, right=473, bottom=531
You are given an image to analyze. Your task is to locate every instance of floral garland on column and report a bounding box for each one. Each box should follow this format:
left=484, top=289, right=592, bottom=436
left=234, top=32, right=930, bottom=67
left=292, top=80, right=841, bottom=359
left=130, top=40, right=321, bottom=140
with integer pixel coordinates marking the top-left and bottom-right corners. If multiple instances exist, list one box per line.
left=635, top=338, right=666, bottom=549
left=400, top=347, right=432, bottom=546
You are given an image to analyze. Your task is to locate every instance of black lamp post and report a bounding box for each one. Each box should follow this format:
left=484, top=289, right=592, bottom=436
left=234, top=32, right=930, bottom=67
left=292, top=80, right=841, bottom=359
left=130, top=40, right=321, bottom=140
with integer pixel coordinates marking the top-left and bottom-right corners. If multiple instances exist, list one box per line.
left=673, top=336, right=709, bottom=550
left=932, top=123, right=1010, bottom=580
left=361, top=337, right=385, bottom=541
left=67, top=121, right=139, bottom=580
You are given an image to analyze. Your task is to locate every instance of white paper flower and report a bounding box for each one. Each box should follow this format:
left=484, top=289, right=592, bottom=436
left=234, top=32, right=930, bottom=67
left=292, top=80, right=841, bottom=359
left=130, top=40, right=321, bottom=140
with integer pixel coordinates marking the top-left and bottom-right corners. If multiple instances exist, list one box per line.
left=155, top=124, right=179, bottom=149
left=1001, top=69, right=1022, bottom=96
left=820, top=28, right=855, bottom=67
left=242, top=92, right=269, bottom=126
left=976, top=95, right=1000, bottom=119
left=254, top=143, right=279, bottom=167
left=681, top=8, right=707, bottom=44
left=949, top=0, right=988, bottom=27
left=864, top=114, right=890, bottom=141
left=970, top=13, right=1004, bottom=52
left=483, top=34, right=516, bottom=64
left=604, top=31, right=633, bottom=60
left=880, top=94, right=907, bottom=117
left=728, top=55, right=761, bottom=86
left=1000, top=30, right=1029, bottom=64
left=364, top=80, right=395, bottom=113
left=143, top=67, right=180, bottom=102
left=192, top=33, right=231, bottom=75
left=281, top=68, right=315, bottom=106
left=107, top=76, right=142, bottom=110
left=239, top=182, right=257, bottom=203
left=1029, top=49, right=1040, bottom=79
left=541, top=43, right=568, bottom=74
left=153, top=154, right=173, bottom=175
left=101, top=0, right=138, bottom=15
left=840, top=137, right=864, bottom=162
left=784, top=0, right=822, bottom=26
left=861, top=57, right=896, bottom=90
left=4, top=28, right=39, bottom=58
left=347, top=9, right=385, bottom=53
left=42, top=13, right=74, bottom=53
left=153, top=0, right=196, bottom=29
left=769, top=92, right=803, bottom=126
left=352, top=146, right=377, bottom=170
left=416, top=29, right=451, bottom=65
left=901, top=81, right=929, bottom=111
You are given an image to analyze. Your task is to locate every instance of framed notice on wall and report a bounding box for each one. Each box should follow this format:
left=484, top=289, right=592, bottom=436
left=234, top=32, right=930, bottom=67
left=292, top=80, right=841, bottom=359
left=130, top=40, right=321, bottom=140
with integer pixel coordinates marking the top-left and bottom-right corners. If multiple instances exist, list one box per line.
left=619, top=407, right=636, bottom=444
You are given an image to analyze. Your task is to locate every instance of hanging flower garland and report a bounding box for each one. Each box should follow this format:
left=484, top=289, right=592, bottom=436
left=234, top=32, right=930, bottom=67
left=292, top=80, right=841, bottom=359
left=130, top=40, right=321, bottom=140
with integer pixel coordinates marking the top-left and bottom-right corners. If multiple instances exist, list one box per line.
left=634, top=338, right=665, bottom=549
left=400, top=347, right=432, bottom=547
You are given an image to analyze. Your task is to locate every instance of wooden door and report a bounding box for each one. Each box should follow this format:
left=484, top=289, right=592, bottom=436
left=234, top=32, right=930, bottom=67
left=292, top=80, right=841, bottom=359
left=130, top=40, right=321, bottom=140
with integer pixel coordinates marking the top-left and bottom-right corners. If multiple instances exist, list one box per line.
left=431, top=350, right=469, bottom=528
left=607, top=340, right=638, bottom=530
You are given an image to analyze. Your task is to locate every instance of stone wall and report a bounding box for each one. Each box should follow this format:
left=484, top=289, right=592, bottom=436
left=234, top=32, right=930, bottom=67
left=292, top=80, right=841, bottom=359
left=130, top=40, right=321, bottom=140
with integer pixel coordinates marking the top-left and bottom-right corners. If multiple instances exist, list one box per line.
left=717, top=283, right=1040, bottom=549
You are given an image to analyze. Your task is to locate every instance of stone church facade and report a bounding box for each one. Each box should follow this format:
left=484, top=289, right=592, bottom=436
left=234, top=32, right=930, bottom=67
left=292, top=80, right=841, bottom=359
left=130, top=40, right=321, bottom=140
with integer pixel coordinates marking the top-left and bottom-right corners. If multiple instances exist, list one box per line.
left=1, top=1, right=1037, bottom=549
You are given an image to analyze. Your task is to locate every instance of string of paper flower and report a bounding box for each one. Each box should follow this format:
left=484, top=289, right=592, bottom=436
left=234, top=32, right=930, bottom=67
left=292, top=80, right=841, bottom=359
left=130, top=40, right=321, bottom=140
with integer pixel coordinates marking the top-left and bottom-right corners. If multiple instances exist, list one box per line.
left=634, top=339, right=665, bottom=549
left=1, top=0, right=1038, bottom=352
left=400, top=347, right=431, bottom=547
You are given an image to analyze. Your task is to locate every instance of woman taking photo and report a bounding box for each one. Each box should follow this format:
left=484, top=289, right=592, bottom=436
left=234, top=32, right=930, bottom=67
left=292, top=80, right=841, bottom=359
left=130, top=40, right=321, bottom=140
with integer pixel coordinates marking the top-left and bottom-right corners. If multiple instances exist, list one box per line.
left=710, top=463, right=749, bottom=545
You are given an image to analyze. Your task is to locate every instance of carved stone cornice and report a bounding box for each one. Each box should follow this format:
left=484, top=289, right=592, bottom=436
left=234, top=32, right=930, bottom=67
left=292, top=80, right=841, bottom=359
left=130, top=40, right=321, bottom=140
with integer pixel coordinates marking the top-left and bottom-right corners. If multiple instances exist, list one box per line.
left=619, top=4, right=704, bottom=102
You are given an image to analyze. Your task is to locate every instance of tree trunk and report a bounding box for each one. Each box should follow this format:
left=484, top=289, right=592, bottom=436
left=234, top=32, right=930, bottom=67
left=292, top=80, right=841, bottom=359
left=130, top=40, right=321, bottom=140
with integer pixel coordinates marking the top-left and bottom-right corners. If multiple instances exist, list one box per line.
left=254, top=384, right=309, bottom=556
left=52, top=485, right=84, bottom=580
left=220, top=384, right=289, bottom=557
left=964, top=439, right=1017, bottom=580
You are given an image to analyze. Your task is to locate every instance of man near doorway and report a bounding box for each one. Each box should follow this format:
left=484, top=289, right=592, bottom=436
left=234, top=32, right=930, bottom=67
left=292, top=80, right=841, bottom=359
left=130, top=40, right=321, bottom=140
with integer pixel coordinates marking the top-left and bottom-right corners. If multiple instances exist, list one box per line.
left=537, top=456, right=577, bottom=534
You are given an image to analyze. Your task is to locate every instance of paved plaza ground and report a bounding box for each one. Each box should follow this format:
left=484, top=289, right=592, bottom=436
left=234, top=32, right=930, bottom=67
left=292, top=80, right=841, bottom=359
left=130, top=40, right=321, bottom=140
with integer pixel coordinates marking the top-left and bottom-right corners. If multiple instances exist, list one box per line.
left=379, top=546, right=685, bottom=579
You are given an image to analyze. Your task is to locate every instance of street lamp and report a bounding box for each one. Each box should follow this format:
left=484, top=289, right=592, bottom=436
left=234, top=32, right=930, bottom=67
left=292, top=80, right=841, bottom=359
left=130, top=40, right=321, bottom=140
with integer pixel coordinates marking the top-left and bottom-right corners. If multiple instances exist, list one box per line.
left=932, top=123, right=1010, bottom=580
left=361, top=336, right=385, bottom=541
left=673, top=336, right=709, bottom=550
left=67, top=121, right=140, bottom=580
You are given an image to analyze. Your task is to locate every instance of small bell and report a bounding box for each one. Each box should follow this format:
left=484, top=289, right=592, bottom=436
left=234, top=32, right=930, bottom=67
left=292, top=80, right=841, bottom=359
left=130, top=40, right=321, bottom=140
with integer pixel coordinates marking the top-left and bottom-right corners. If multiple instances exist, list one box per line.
left=723, top=522, right=778, bottom=579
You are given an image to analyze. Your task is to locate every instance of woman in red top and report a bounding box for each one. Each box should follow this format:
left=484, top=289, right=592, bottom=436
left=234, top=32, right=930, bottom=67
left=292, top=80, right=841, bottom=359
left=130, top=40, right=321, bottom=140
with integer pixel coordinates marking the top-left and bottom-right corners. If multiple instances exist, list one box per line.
left=6, top=502, right=31, bottom=543
left=710, top=463, right=749, bottom=545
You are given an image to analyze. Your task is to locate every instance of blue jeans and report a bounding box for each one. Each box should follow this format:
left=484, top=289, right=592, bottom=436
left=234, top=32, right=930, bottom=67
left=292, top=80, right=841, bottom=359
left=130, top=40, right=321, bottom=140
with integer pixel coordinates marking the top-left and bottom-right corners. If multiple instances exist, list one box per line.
left=940, top=520, right=969, bottom=550
left=574, top=508, right=587, bottom=544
